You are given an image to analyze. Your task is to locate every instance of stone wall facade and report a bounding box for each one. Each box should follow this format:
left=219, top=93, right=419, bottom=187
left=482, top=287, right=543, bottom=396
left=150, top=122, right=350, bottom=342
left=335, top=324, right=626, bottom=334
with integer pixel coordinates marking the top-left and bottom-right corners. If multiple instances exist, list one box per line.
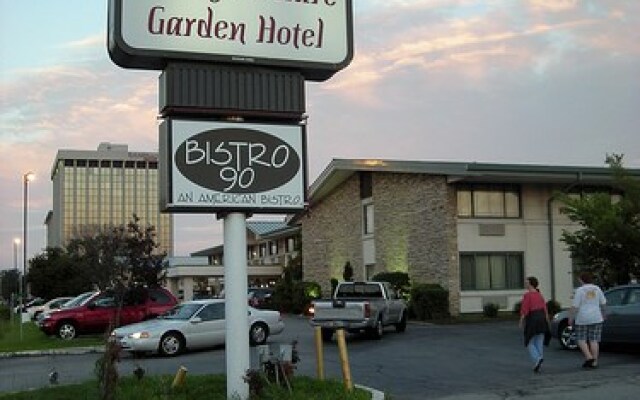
left=302, top=171, right=461, bottom=314
left=373, top=173, right=460, bottom=314
left=302, top=174, right=364, bottom=298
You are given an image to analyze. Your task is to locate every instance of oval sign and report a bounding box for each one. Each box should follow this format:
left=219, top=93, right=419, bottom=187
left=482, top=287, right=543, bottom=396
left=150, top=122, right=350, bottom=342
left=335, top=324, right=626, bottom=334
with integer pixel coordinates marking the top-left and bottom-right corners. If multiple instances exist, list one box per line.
left=175, top=128, right=301, bottom=193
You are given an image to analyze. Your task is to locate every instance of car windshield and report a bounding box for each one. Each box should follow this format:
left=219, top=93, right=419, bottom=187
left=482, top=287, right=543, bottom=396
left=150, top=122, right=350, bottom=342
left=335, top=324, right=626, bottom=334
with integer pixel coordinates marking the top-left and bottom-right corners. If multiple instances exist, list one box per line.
left=161, top=303, right=203, bottom=320
left=63, top=292, right=96, bottom=308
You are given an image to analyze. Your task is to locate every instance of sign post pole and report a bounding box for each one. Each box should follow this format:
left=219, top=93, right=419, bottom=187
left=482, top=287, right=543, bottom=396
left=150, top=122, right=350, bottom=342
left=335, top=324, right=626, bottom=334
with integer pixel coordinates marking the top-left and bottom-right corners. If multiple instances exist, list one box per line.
left=223, top=212, right=250, bottom=399
left=108, top=2, right=353, bottom=398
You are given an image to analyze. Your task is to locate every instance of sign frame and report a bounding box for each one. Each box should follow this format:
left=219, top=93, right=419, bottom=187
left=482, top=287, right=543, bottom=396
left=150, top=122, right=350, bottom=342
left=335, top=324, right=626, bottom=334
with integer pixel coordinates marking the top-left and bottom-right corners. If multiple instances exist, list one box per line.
left=159, top=118, right=308, bottom=214
left=108, top=0, right=353, bottom=81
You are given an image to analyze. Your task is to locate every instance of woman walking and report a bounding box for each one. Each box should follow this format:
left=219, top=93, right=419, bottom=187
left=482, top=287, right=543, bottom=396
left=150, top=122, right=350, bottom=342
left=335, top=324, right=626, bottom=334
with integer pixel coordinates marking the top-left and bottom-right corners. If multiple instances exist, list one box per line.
left=519, top=276, right=550, bottom=373
left=569, top=271, right=606, bottom=369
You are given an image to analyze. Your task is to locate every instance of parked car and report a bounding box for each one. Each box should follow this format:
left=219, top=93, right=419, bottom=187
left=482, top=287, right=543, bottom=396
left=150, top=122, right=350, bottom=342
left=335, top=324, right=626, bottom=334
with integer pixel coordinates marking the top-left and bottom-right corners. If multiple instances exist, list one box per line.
left=39, top=287, right=177, bottom=340
left=551, top=284, right=640, bottom=350
left=310, top=281, right=408, bottom=341
left=14, top=297, right=44, bottom=314
left=29, top=297, right=73, bottom=320
left=36, top=291, right=98, bottom=324
left=248, top=287, right=274, bottom=308
left=111, top=299, right=285, bottom=356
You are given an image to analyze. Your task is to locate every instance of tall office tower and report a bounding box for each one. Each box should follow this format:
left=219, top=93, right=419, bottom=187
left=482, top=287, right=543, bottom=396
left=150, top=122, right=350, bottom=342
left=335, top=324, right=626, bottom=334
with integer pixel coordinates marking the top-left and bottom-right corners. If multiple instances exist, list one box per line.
left=46, top=143, right=173, bottom=256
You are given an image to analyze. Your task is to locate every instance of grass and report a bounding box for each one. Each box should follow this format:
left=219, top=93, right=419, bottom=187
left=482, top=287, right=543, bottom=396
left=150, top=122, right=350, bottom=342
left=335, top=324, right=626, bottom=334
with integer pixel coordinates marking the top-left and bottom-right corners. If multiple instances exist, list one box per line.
left=0, top=318, right=377, bottom=399
left=0, top=374, right=373, bottom=400
left=0, top=318, right=104, bottom=353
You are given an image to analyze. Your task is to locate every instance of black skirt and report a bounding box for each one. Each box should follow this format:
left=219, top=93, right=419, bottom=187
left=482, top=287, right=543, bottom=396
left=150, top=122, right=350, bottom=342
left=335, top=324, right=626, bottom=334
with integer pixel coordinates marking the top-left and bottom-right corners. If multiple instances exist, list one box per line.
left=524, top=309, right=550, bottom=347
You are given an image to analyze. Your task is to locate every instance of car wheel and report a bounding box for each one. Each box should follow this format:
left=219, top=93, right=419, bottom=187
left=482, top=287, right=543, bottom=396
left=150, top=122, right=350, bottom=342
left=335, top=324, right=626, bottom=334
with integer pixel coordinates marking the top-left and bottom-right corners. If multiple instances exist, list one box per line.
left=395, top=312, right=407, bottom=333
left=159, top=332, right=184, bottom=356
left=559, top=321, right=577, bottom=350
left=250, top=322, right=269, bottom=346
left=369, top=318, right=384, bottom=340
left=57, top=321, right=77, bottom=340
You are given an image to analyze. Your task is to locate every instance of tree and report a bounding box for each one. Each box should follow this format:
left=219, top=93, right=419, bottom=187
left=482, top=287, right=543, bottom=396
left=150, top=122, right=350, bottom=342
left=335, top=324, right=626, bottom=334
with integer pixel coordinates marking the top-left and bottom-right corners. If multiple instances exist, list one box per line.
left=342, top=261, right=354, bottom=281
left=559, top=154, right=640, bottom=286
left=0, top=269, right=20, bottom=304
left=123, top=215, right=167, bottom=287
left=27, top=215, right=167, bottom=297
left=28, top=247, right=94, bottom=299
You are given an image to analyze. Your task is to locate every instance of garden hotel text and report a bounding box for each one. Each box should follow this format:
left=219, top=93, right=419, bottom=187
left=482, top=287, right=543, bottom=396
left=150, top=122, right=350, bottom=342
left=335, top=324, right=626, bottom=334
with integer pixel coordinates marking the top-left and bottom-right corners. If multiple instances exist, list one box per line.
left=147, top=1, right=337, bottom=49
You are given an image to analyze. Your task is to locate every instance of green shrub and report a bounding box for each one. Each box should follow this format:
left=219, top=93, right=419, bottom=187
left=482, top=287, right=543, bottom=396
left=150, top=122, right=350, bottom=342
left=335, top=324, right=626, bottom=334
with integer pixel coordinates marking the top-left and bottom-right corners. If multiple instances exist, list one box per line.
left=330, top=278, right=338, bottom=297
left=371, top=271, right=411, bottom=299
left=271, top=280, right=322, bottom=314
left=483, top=303, right=500, bottom=318
left=410, top=283, right=449, bottom=320
left=512, top=301, right=522, bottom=315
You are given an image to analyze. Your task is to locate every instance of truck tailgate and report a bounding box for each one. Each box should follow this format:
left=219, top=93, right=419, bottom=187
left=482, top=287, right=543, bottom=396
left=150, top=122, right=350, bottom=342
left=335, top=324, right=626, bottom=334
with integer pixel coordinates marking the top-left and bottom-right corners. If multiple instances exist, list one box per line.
left=313, top=302, right=366, bottom=321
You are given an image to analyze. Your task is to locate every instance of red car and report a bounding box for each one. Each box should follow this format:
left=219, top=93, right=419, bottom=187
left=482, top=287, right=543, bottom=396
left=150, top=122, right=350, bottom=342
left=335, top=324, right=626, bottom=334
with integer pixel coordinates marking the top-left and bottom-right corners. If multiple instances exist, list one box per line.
left=39, top=287, right=177, bottom=340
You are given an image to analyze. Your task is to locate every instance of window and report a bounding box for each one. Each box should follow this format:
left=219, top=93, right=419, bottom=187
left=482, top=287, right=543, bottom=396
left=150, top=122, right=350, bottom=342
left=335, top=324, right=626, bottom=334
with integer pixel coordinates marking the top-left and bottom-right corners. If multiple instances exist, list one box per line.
left=605, top=288, right=626, bottom=307
left=360, top=172, right=372, bottom=199
left=149, top=289, right=173, bottom=305
left=460, top=253, right=524, bottom=290
left=197, top=303, right=225, bottom=321
left=363, top=203, right=374, bottom=235
left=286, top=237, right=296, bottom=252
left=626, top=288, right=640, bottom=305
left=457, top=184, right=521, bottom=218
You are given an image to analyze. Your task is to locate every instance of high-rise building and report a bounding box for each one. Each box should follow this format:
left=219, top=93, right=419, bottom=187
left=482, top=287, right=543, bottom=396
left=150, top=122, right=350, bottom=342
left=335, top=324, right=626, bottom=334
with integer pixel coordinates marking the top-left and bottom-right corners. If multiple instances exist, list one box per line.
left=46, top=143, right=173, bottom=256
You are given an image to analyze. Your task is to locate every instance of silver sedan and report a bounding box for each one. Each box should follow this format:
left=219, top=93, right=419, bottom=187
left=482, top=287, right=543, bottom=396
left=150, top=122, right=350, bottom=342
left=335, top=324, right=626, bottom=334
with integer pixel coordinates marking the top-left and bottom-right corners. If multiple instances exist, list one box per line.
left=111, top=299, right=285, bottom=356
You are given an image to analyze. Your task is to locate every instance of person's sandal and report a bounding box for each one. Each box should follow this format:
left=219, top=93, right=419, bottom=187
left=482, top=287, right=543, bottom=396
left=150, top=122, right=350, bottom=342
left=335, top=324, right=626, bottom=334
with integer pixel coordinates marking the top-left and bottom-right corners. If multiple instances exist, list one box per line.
left=533, top=358, right=543, bottom=373
left=582, top=359, right=594, bottom=368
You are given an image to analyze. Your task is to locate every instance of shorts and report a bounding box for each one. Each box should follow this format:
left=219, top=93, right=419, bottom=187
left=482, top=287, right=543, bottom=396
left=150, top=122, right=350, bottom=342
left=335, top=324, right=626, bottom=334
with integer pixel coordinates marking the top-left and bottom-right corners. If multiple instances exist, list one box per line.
left=574, top=323, right=603, bottom=342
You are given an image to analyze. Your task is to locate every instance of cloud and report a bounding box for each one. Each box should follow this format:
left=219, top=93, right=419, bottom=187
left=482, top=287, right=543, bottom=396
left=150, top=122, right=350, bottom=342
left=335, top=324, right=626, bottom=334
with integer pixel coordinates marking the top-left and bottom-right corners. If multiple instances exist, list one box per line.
left=62, top=34, right=105, bottom=50
left=528, top=0, right=578, bottom=12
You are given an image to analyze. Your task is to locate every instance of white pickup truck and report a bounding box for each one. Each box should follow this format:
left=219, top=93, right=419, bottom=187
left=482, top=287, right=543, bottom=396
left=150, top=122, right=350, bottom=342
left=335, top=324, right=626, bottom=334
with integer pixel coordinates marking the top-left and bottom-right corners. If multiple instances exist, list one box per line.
left=310, top=281, right=408, bottom=341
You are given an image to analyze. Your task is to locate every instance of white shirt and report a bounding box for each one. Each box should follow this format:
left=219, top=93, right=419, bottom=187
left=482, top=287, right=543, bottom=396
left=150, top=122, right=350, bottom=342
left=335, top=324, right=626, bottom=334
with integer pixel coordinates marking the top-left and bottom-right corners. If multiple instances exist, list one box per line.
left=572, top=284, right=606, bottom=325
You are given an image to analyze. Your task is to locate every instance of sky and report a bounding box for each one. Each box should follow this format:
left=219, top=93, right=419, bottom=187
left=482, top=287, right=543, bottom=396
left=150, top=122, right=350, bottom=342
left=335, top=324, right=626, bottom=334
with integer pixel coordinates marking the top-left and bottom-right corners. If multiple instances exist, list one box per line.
left=1, top=0, right=639, bottom=270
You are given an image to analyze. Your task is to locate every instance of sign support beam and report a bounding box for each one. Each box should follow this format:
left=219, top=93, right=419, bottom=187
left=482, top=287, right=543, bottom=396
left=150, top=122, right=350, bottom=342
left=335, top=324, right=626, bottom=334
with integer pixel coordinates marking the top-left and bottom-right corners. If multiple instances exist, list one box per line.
left=223, top=212, right=250, bottom=399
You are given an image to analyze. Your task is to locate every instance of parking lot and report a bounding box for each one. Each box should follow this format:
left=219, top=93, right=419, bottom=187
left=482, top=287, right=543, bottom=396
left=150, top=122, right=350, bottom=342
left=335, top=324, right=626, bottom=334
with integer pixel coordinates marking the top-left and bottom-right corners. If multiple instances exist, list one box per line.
left=1, top=315, right=639, bottom=399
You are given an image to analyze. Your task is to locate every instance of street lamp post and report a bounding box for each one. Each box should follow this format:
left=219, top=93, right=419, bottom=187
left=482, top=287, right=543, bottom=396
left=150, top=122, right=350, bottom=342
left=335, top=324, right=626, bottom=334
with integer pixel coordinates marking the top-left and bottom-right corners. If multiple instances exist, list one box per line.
left=21, top=171, right=35, bottom=341
left=12, top=238, right=20, bottom=325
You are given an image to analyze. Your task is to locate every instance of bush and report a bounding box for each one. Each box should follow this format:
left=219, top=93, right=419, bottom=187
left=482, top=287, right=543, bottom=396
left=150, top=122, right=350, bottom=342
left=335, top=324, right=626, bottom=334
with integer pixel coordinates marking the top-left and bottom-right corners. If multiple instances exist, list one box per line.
left=271, top=280, right=322, bottom=314
left=371, top=271, right=411, bottom=299
left=410, top=283, right=449, bottom=320
left=512, top=301, right=522, bottom=315
left=483, top=303, right=500, bottom=318
left=330, top=278, right=338, bottom=297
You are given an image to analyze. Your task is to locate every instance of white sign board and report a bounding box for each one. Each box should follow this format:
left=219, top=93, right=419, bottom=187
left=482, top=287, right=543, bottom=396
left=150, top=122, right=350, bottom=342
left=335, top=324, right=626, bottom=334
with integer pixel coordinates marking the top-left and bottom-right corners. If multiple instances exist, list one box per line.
left=108, top=0, right=353, bottom=81
left=160, top=119, right=307, bottom=213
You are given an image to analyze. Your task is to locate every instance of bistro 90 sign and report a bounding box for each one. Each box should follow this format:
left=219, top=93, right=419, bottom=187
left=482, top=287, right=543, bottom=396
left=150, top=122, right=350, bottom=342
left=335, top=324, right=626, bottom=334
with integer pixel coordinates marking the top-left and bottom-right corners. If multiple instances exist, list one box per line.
left=175, top=128, right=301, bottom=193
left=160, top=119, right=307, bottom=213
left=108, top=0, right=353, bottom=81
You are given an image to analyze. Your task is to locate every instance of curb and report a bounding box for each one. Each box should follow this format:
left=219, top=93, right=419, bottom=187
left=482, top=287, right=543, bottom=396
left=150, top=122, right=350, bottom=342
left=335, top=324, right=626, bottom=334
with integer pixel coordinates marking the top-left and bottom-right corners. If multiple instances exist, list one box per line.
left=355, top=384, right=385, bottom=400
left=0, top=346, right=105, bottom=359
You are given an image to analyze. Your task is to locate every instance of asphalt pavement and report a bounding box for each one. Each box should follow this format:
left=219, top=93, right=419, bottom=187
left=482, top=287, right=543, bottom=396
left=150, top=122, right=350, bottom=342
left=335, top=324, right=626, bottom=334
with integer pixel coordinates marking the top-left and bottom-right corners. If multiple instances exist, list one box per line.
left=2, top=317, right=639, bottom=399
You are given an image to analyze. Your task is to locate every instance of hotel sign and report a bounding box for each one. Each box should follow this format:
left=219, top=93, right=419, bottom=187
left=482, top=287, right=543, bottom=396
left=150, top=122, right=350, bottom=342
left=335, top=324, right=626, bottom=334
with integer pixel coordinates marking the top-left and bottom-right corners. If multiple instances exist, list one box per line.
left=160, top=119, right=307, bottom=213
left=108, top=0, right=353, bottom=81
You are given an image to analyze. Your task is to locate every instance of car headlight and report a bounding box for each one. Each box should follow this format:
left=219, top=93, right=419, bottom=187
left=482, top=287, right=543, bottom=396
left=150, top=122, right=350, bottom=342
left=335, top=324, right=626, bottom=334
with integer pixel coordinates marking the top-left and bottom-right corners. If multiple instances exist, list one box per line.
left=129, top=331, right=151, bottom=339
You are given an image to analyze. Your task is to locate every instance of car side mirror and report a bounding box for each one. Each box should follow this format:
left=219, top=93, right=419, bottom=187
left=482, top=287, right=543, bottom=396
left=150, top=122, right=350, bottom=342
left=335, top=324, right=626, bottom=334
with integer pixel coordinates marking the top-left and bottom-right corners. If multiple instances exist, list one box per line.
left=191, top=317, right=203, bottom=324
